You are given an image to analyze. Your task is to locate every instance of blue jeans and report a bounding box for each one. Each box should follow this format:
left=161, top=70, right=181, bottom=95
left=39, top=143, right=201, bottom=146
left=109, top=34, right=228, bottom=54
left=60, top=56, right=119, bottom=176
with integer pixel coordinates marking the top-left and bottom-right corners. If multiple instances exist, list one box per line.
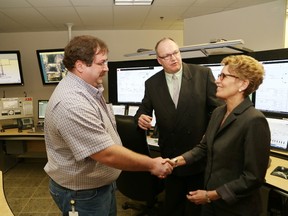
left=49, top=178, right=117, bottom=216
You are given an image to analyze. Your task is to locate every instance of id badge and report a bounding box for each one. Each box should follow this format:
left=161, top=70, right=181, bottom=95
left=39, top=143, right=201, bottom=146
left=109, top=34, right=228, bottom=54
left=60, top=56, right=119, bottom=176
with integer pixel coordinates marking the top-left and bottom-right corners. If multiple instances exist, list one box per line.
left=69, top=211, right=79, bottom=216
left=69, top=199, right=79, bottom=216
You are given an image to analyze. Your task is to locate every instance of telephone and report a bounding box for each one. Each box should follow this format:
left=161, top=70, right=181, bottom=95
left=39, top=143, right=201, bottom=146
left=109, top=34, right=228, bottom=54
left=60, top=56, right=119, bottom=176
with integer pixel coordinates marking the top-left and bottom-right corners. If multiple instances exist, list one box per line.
left=17, top=118, right=34, bottom=130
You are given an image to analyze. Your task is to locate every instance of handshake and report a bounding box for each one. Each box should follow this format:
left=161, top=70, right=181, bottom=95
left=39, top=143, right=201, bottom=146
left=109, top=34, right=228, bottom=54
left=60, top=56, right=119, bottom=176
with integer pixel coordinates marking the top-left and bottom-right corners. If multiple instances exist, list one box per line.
left=150, top=156, right=183, bottom=179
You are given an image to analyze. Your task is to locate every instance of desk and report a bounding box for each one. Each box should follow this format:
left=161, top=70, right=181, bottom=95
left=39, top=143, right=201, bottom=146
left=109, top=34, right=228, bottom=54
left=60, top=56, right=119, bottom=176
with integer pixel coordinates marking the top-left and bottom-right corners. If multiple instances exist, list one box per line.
left=0, top=128, right=44, bottom=141
left=0, top=129, right=45, bottom=172
left=265, top=155, right=288, bottom=193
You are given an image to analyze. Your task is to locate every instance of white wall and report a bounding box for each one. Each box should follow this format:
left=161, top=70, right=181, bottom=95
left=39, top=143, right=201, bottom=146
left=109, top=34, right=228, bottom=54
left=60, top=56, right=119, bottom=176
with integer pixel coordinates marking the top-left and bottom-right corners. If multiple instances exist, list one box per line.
left=0, top=30, right=182, bottom=119
left=184, top=0, right=286, bottom=51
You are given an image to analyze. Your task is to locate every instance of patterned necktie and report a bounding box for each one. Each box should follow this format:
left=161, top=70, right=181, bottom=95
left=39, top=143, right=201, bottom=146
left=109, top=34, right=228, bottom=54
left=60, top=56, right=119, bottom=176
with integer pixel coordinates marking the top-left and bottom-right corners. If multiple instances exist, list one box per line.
left=172, top=74, right=179, bottom=108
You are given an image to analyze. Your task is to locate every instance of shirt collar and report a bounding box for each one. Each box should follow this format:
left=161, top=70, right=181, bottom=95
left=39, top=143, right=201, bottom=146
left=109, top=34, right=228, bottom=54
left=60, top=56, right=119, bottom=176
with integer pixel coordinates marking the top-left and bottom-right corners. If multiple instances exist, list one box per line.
left=165, top=67, right=183, bottom=82
left=67, top=72, right=104, bottom=99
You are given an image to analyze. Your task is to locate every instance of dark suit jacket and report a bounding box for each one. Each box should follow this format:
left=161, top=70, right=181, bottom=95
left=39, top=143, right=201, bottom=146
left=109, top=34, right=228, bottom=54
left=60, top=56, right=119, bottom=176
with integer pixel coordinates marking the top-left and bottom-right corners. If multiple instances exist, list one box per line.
left=183, top=98, right=271, bottom=215
left=135, top=62, right=222, bottom=176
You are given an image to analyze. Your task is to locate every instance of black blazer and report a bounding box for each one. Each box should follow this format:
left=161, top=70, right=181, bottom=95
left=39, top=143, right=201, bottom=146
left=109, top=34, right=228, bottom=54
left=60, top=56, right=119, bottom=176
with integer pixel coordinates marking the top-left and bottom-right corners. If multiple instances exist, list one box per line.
left=183, top=98, right=271, bottom=215
left=135, top=62, right=223, bottom=176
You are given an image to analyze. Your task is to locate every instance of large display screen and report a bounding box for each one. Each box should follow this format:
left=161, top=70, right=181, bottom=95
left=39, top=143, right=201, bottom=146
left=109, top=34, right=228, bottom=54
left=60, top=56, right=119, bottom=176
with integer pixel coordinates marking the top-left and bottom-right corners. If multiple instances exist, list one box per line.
left=0, top=51, right=24, bottom=85
left=254, top=59, right=288, bottom=116
left=116, top=66, right=162, bottom=104
left=36, top=49, right=68, bottom=84
left=201, top=63, right=223, bottom=79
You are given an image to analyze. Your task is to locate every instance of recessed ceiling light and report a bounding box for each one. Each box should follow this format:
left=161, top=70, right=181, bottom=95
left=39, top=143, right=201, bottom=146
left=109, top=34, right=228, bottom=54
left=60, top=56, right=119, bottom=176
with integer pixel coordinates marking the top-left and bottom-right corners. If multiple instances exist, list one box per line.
left=114, top=0, right=154, bottom=6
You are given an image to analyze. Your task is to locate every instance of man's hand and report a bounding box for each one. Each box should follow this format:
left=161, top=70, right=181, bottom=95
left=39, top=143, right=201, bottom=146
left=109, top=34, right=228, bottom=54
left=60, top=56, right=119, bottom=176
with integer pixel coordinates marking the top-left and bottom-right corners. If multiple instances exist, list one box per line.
left=138, top=114, right=152, bottom=130
left=150, top=157, right=173, bottom=178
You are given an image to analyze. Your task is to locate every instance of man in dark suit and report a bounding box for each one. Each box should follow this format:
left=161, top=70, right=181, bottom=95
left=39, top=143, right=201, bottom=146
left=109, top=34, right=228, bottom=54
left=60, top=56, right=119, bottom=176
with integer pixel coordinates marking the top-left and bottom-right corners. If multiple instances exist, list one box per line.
left=135, top=37, right=223, bottom=216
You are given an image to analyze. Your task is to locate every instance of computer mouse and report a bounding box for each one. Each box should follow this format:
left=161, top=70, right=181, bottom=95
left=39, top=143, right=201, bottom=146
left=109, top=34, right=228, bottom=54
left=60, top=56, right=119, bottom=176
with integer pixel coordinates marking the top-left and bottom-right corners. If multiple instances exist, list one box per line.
left=271, top=166, right=288, bottom=179
left=271, top=171, right=287, bottom=179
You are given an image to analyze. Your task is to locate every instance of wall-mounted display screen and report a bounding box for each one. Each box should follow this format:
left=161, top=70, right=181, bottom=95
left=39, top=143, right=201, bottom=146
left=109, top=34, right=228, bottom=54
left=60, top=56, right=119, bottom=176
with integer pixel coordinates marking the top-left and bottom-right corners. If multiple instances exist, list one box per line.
left=116, top=66, right=162, bottom=104
left=108, top=59, right=161, bottom=105
left=0, top=51, right=24, bottom=85
left=36, top=49, right=68, bottom=84
left=253, top=59, right=288, bottom=116
left=201, top=63, right=223, bottom=80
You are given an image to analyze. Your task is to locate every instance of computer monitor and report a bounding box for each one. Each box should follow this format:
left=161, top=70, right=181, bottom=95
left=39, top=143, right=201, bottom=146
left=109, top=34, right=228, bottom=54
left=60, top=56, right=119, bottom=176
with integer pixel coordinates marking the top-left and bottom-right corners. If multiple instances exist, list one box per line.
left=38, top=100, right=48, bottom=119
left=253, top=59, right=288, bottom=116
left=112, top=104, right=126, bottom=115
left=202, top=63, right=223, bottom=80
left=36, top=49, right=68, bottom=84
left=266, top=117, right=288, bottom=152
left=0, top=50, right=24, bottom=85
left=116, top=66, right=162, bottom=104
left=127, top=105, right=139, bottom=116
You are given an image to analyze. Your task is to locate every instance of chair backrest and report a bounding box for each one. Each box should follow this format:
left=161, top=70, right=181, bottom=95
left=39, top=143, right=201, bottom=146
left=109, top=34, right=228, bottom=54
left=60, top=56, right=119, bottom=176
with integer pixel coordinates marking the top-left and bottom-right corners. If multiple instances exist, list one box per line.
left=115, top=115, right=162, bottom=201
left=115, top=115, right=150, bottom=156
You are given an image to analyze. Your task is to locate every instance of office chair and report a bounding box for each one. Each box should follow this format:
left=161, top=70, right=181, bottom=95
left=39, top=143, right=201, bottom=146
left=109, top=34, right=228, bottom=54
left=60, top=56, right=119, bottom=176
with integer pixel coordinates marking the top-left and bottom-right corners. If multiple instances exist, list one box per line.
left=115, top=115, right=164, bottom=216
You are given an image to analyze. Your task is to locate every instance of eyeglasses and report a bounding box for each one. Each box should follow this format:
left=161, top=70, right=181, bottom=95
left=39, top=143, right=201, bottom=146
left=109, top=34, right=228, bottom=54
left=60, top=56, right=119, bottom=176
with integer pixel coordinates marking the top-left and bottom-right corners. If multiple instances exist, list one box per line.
left=217, top=73, right=239, bottom=81
left=158, top=50, right=180, bottom=60
left=94, top=60, right=108, bottom=67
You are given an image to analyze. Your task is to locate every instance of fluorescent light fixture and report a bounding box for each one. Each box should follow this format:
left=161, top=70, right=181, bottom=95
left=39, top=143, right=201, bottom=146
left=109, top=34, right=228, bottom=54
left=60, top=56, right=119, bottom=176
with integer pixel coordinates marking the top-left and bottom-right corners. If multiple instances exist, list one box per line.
left=114, top=0, right=154, bottom=6
left=124, top=39, right=249, bottom=57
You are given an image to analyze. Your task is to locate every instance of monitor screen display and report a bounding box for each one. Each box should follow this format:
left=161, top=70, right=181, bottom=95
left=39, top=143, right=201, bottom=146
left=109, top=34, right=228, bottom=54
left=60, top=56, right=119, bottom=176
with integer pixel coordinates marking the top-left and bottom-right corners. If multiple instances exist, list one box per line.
left=254, top=59, right=288, bottom=115
left=127, top=105, right=139, bottom=116
left=36, top=49, right=68, bottom=84
left=117, top=66, right=162, bottom=104
left=38, top=100, right=48, bottom=119
left=201, top=63, right=223, bottom=80
left=0, top=51, right=24, bottom=85
left=266, top=117, right=288, bottom=151
left=112, top=104, right=126, bottom=115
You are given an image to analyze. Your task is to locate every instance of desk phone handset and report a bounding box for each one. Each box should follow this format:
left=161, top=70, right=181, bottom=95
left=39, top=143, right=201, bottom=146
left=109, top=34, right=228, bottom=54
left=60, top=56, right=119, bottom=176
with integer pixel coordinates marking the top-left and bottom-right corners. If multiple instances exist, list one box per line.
left=17, top=118, right=34, bottom=132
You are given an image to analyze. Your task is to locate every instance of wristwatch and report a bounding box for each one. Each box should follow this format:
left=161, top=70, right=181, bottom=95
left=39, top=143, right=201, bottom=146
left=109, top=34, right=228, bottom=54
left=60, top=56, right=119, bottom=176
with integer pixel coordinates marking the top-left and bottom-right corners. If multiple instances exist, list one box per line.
left=205, top=191, right=211, bottom=203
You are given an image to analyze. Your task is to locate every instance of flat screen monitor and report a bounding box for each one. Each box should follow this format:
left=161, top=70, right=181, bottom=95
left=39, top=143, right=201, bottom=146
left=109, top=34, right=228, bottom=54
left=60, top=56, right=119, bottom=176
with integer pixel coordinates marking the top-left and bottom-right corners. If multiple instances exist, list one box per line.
left=36, top=49, right=68, bottom=84
left=116, top=66, right=163, bottom=104
left=127, top=105, right=139, bottom=116
left=266, top=117, right=288, bottom=152
left=0, top=51, right=24, bottom=85
left=201, top=63, right=223, bottom=80
left=253, top=59, right=288, bottom=116
left=112, top=104, right=126, bottom=115
left=38, top=100, right=48, bottom=119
